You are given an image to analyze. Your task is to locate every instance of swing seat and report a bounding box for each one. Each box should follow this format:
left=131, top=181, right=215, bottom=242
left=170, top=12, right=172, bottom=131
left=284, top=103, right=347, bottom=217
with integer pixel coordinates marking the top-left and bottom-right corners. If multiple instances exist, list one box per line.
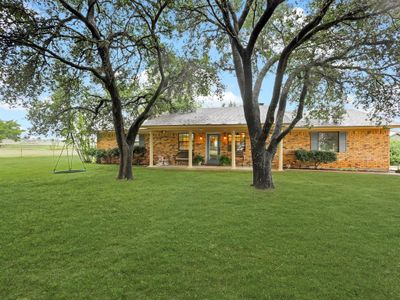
left=53, top=169, right=86, bottom=174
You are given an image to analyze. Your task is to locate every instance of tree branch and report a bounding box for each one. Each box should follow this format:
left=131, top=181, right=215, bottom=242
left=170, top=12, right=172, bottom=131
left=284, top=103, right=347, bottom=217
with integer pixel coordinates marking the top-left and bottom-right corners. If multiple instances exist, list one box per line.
left=246, top=0, right=283, bottom=52
left=253, top=56, right=278, bottom=102
left=6, top=38, right=105, bottom=80
left=261, top=0, right=334, bottom=140
left=274, top=71, right=310, bottom=145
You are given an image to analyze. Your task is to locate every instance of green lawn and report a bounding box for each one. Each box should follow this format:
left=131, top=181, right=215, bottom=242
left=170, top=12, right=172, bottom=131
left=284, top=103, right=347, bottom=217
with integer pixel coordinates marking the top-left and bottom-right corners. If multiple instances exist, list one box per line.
left=1, top=157, right=400, bottom=299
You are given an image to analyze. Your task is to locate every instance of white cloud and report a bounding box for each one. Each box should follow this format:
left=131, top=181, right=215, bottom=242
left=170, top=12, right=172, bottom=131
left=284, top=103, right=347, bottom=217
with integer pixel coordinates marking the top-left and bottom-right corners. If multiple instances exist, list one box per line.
left=137, top=70, right=149, bottom=87
left=0, top=103, right=26, bottom=111
left=196, top=91, right=242, bottom=108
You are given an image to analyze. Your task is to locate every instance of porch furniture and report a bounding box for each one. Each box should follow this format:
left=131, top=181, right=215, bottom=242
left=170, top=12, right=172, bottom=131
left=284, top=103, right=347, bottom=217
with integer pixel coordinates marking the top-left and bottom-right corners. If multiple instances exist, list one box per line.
left=156, top=155, right=169, bottom=166
left=175, top=150, right=193, bottom=165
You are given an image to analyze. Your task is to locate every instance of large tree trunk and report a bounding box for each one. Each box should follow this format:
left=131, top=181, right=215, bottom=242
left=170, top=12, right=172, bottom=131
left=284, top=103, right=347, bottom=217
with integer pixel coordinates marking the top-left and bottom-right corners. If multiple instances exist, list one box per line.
left=116, top=142, right=134, bottom=180
left=124, top=143, right=134, bottom=180
left=117, top=142, right=127, bottom=179
left=251, top=142, right=275, bottom=189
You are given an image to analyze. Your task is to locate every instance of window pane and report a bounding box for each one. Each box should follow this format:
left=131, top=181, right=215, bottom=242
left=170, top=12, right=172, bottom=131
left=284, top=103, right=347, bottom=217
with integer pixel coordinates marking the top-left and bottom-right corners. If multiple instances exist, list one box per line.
left=178, top=133, right=194, bottom=151
left=228, top=133, right=246, bottom=155
left=134, top=135, right=140, bottom=146
left=318, top=132, right=339, bottom=152
left=134, top=134, right=145, bottom=147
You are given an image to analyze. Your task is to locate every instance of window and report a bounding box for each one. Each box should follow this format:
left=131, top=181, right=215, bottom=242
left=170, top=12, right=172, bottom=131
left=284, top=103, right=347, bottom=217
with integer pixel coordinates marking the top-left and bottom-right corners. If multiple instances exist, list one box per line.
left=228, top=133, right=246, bottom=155
left=178, top=133, right=194, bottom=151
left=318, top=132, right=339, bottom=152
left=134, top=134, right=145, bottom=147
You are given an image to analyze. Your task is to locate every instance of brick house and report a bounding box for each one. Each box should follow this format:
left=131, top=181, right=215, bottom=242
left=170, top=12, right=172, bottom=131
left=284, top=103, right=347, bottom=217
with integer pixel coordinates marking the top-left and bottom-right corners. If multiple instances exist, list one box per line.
left=97, top=106, right=399, bottom=171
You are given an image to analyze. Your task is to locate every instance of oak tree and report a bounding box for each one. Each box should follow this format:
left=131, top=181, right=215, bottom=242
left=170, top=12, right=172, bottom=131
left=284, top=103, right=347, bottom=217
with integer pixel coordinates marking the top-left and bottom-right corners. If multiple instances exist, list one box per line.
left=0, top=0, right=219, bottom=179
left=181, top=0, right=400, bottom=189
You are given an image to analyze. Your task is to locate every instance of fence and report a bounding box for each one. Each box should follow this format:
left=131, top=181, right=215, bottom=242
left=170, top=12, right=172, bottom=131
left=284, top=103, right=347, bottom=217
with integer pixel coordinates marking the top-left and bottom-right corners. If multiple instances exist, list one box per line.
left=0, top=141, right=65, bottom=158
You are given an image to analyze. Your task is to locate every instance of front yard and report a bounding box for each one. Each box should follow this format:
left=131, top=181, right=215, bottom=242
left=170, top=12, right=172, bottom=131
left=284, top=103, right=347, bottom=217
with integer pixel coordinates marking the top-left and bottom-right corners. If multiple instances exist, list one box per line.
left=1, top=157, right=399, bottom=299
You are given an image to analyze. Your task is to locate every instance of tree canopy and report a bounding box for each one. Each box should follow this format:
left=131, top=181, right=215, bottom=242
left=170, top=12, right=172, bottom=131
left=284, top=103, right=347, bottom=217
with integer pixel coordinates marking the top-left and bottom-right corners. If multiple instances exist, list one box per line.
left=0, top=120, right=23, bottom=142
left=0, top=0, right=221, bottom=179
left=178, top=0, right=400, bottom=188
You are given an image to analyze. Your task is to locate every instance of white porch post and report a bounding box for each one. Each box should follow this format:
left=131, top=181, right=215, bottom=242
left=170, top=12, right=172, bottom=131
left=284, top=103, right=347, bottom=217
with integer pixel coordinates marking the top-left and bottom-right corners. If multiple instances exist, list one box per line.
left=149, top=131, right=154, bottom=167
left=231, top=130, right=236, bottom=169
left=188, top=130, right=193, bottom=168
left=278, top=137, right=283, bottom=171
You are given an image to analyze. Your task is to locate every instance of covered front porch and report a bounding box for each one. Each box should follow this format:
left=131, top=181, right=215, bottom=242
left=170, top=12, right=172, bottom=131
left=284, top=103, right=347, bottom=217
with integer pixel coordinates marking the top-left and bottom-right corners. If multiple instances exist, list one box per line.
left=140, top=126, right=284, bottom=171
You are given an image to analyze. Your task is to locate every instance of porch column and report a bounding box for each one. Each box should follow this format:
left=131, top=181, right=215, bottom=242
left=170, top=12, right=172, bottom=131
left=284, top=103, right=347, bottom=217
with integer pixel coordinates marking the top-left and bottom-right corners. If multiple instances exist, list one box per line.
left=278, top=137, right=283, bottom=171
left=231, top=130, right=236, bottom=169
left=188, top=130, right=193, bottom=168
left=149, top=131, right=154, bottom=167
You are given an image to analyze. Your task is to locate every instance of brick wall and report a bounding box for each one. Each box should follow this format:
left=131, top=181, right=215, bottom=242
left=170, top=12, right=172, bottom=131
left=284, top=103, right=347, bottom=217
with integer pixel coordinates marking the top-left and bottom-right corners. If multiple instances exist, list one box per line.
left=97, top=131, right=118, bottom=149
left=283, top=128, right=390, bottom=171
left=96, top=127, right=389, bottom=170
left=97, top=130, right=256, bottom=167
left=148, top=131, right=255, bottom=166
left=96, top=131, right=148, bottom=165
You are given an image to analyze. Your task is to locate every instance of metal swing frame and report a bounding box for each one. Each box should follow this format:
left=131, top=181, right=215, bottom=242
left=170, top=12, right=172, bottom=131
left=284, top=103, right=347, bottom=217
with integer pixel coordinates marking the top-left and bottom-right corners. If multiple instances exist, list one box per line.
left=53, top=132, right=86, bottom=174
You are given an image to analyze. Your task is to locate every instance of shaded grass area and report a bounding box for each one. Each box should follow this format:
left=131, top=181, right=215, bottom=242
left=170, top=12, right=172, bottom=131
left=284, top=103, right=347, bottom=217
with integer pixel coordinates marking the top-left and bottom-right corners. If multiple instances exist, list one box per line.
left=0, top=157, right=399, bottom=299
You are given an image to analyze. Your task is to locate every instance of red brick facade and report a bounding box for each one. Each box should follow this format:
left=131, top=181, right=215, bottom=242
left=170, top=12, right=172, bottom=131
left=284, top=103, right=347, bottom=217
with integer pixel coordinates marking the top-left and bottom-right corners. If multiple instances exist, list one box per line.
left=97, top=127, right=390, bottom=171
left=283, top=128, right=390, bottom=170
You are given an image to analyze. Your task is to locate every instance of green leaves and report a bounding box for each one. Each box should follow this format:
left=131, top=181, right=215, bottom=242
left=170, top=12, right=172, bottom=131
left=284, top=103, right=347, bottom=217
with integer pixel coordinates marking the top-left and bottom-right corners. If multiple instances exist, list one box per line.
left=390, top=141, right=400, bottom=166
left=0, top=120, right=23, bottom=142
left=295, top=149, right=337, bottom=169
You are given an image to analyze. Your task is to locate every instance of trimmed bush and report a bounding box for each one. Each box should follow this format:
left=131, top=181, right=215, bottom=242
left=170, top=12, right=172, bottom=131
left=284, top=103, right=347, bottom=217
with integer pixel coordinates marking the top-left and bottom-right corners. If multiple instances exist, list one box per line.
left=94, top=149, right=108, bottom=163
left=219, top=155, right=231, bottom=166
left=295, top=149, right=337, bottom=169
left=294, top=149, right=310, bottom=163
left=93, top=146, right=147, bottom=164
left=390, top=141, right=400, bottom=166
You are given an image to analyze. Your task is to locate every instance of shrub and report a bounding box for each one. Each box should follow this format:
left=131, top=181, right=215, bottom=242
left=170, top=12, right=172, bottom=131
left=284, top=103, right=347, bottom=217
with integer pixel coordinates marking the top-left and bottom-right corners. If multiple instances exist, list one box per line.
left=294, top=149, right=309, bottom=163
left=390, top=141, right=400, bottom=165
left=93, top=146, right=147, bottom=164
left=83, top=147, right=98, bottom=163
left=133, top=146, right=146, bottom=156
left=193, top=155, right=204, bottom=165
left=295, top=149, right=337, bottom=169
left=94, top=149, right=108, bottom=163
left=84, top=147, right=97, bottom=157
left=107, top=147, right=120, bottom=158
left=219, top=155, right=231, bottom=166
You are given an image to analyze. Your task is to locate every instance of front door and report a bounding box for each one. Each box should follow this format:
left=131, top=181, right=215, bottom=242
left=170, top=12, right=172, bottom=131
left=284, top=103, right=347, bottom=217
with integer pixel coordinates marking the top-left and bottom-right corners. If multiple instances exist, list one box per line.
left=207, top=134, right=220, bottom=165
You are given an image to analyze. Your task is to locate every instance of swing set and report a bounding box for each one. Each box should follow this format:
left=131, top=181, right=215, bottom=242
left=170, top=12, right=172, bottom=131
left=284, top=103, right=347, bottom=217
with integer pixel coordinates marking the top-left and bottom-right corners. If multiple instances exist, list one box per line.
left=53, top=131, right=87, bottom=174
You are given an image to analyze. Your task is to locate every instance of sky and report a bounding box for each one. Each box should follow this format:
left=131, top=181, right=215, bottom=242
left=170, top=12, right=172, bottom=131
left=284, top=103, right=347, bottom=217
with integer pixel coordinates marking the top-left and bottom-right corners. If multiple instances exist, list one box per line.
left=0, top=103, right=31, bottom=131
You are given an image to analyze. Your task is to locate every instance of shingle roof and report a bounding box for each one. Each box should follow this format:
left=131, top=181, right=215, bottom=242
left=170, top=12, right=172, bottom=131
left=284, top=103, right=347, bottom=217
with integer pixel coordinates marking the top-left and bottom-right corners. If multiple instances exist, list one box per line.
left=297, top=109, right=383, bottom=127
left=143, top=106, right=396, bottom=128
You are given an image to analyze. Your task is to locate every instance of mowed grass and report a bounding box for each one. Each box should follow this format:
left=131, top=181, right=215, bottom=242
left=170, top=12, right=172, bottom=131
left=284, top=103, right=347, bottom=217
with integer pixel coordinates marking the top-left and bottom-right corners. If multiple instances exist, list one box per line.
left=1, top=157, right=400, bottom=299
